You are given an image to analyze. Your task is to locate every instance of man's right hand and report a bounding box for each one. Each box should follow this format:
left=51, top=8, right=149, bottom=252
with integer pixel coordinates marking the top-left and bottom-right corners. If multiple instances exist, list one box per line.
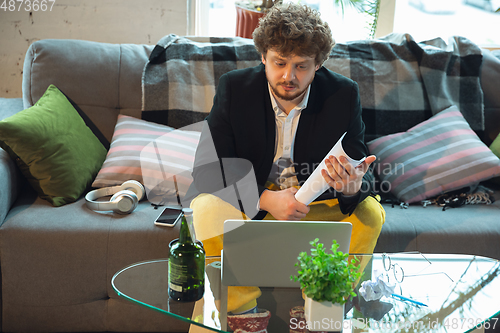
left=259, top=187, right=310, bottom=221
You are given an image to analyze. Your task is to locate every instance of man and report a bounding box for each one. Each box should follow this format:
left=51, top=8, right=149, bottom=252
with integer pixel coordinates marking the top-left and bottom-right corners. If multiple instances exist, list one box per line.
left=190, top=2, right=385, bottom=323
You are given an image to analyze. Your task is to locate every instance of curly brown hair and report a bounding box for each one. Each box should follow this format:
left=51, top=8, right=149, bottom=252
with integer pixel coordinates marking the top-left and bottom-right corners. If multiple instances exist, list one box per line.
left=252, top=3, right=335, bottom=66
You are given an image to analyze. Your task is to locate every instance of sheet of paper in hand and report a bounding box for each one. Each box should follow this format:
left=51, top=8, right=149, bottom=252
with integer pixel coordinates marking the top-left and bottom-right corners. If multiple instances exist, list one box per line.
left=294, top=132, right=365, bottom=205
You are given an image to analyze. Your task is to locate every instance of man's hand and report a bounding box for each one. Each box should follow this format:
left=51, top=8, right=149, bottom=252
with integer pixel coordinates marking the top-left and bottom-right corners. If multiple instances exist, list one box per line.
left=321, top=155, right=376, bottom=196
left=259, top=187, right=310, bottom=221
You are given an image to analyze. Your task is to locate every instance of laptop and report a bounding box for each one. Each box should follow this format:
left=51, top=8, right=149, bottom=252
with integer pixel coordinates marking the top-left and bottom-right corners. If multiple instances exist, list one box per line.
left=221, top=220, right=352, bottom=288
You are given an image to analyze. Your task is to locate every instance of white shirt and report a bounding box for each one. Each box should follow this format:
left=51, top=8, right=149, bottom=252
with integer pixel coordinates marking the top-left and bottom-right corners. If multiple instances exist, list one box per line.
left=267, top=84, right=311, bottom=189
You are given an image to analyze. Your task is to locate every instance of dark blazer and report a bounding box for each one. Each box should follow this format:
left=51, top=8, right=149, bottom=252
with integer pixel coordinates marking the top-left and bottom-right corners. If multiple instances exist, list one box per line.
left=191, top=63, right=374, bottom=218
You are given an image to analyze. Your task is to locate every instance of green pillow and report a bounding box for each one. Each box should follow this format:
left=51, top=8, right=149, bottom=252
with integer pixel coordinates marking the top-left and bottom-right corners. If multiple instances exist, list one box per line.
left=490, top=132, right=500, bottom=185
left=0, top=84, right=107, bottom=206
left=491, top=132, right=500, bottom=158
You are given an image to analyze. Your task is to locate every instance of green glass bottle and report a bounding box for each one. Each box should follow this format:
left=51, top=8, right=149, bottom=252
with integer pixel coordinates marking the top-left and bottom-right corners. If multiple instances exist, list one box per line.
left=168, top=208, right=205, bottom=302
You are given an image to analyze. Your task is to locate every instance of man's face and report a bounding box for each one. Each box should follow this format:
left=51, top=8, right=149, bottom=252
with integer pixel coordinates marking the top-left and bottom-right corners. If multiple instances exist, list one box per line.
left=262, top=50, right=320, bottom=104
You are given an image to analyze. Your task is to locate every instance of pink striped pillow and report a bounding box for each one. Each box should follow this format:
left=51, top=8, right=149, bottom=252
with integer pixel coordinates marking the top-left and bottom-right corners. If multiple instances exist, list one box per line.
left=92, top=116, right=200, bottom=201
left=368, top=106, right=500, bottom=203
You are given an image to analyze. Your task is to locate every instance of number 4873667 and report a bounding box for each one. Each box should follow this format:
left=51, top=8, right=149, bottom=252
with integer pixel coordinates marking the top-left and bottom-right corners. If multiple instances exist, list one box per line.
left=1, top=0, right=56, bottom=12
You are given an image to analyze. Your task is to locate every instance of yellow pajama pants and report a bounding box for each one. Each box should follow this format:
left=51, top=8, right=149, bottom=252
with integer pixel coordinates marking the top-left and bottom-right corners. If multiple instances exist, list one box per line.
left=190, top=192, right=385, bottom=312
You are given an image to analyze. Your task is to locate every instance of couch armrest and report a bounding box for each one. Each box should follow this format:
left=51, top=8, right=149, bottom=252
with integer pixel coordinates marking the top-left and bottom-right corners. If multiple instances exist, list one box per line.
left=0, top=148, right=20, bottom=224
left=0, top=98, right=26, bottom=224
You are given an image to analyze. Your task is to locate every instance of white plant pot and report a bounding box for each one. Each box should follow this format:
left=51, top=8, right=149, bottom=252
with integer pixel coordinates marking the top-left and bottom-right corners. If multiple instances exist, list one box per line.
left=304, top=296, right=344, bottom=332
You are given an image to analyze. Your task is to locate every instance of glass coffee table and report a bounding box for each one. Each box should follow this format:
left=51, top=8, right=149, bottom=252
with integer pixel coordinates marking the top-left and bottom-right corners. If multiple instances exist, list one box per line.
left=111, top=253, right=500, bottom=333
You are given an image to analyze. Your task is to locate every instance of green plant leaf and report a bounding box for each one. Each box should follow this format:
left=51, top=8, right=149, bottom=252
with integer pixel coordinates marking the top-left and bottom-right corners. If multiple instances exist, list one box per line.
left=290, top=239, right=364, bottom=305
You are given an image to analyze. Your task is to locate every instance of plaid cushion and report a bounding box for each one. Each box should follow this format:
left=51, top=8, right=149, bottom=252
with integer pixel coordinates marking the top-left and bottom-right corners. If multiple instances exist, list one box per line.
left=142, top=33, right=484, bottom=142
left=92, top=115, right=200, bottom=204
left=139, top=122, right=201, bottom=205
left=367, top=105, right=500, bottom=203
left=92, top=115, right=175, bottom=188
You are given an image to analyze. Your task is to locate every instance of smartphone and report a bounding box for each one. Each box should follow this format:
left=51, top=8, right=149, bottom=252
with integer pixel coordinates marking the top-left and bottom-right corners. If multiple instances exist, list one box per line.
left=154, top=207, right=183, bottom=227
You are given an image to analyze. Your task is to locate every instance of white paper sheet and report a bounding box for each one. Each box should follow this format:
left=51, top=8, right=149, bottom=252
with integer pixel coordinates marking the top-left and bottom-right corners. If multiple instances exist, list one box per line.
left=294, top=132, right=366, bottom=205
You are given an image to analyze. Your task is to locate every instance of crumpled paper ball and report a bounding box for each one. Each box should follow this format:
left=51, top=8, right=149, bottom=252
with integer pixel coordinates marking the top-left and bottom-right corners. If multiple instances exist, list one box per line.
left=359, top=273, right=395, bottom=302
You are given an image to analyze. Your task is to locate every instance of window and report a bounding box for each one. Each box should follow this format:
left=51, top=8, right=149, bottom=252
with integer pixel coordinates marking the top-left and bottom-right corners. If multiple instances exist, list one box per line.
left=393, top=0, right=500, bottom=46
left=205, top=0, right=500, bottom=46
left=208, top=0, right=237, bottom=37
left=207, top=0, right=383, bottom=42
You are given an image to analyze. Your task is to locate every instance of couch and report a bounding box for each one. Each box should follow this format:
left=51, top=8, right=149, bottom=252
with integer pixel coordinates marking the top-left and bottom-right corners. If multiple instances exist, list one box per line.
left=0, top=35, right=499, bottom=332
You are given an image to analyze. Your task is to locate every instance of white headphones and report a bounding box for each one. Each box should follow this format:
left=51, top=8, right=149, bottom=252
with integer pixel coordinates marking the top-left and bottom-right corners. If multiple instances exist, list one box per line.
left=85, top=180, right=145, bottom=214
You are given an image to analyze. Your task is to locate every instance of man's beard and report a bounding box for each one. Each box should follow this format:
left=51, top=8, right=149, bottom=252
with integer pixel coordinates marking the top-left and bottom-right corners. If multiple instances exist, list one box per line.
left=268, top=72, right=315, bottom=102
left=269, top=81, right=304, bottom=101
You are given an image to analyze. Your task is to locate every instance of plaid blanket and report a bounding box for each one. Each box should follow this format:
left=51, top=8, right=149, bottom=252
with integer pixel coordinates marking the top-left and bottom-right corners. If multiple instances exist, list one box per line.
left=142, top=35, right=260, bottom=128
left=142, top=33, right=484, bottom=141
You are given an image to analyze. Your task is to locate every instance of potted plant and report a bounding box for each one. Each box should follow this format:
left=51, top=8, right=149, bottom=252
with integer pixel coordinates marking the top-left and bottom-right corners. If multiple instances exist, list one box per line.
left=291, top=238, right=363, bottom=328
left=235, top=1, right=280, bottom=38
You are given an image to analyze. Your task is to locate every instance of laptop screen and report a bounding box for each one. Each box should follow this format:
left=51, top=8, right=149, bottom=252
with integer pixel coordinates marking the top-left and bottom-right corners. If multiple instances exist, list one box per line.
left=222, top=220, right=352, bottom=287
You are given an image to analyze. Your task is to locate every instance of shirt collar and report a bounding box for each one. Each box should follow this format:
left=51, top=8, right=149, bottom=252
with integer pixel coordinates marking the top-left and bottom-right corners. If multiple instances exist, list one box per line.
left=268, top=84, right=311, bottom=116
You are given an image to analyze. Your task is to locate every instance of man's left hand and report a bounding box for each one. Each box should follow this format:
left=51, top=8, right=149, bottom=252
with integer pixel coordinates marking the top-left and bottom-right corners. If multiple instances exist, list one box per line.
left=321, top=155, right=376, bottom=196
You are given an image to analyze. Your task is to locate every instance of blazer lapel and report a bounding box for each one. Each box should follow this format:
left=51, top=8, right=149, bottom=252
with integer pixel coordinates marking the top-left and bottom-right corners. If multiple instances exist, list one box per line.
left=294, top=81, right=318, bottom=164
left=259, top=81, right=276, bottom=182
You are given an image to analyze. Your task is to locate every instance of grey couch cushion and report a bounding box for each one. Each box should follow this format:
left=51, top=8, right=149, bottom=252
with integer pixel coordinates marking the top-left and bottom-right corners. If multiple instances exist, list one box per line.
left=0, top=191, right=188, bottom=332
left=22, top=40, right=154, bottom=142
left=375, top=187, right=500, bottom=260
left=0, top=98, right=24, bottom=121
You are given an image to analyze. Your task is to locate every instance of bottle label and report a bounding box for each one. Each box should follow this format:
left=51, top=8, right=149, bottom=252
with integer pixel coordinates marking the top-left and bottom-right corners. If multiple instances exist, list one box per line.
left=169, top=261, right=189, bottom=286
left=169, top=282, right=183, bottom=292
